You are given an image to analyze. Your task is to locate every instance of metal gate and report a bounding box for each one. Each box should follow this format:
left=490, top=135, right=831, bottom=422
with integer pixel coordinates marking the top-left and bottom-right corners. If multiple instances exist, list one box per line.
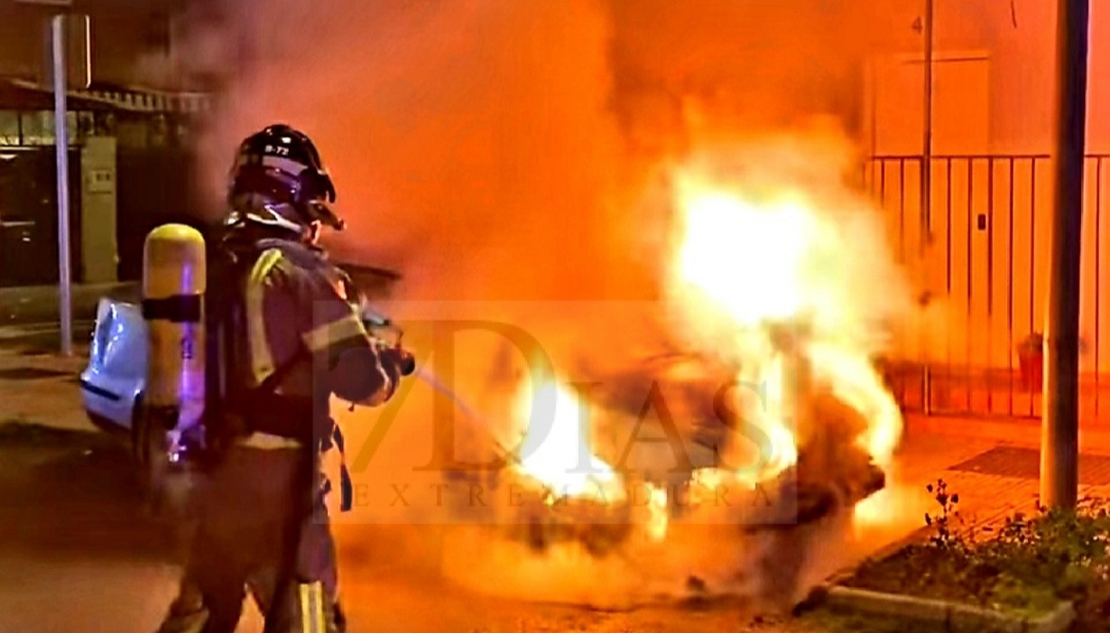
left=0, top=147, right=82, bottom=287
left=864, top=154, right=1110, bottom=421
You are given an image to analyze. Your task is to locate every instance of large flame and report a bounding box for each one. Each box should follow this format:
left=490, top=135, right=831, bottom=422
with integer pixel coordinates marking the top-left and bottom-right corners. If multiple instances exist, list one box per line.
left=509, top=365, right=672, bottom=541
left=512, top=372, right=626, bottom=505
left=504, top=157, right=906, bottom=543
left=666, top=164, right=905, bottom=504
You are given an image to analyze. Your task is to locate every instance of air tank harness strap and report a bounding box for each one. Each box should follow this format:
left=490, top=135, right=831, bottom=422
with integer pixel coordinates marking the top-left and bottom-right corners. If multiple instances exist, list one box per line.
left=322, top=424, right=354, bottom=512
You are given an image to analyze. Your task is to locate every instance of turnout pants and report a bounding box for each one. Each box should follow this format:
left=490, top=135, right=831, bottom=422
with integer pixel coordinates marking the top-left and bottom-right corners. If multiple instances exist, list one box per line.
left=155, top=443, right=344, bottom=633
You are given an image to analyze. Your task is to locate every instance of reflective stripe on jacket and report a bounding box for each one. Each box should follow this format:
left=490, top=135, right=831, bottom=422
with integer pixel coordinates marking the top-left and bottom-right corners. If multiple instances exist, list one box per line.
left=240, top=238, right=394, bottom=425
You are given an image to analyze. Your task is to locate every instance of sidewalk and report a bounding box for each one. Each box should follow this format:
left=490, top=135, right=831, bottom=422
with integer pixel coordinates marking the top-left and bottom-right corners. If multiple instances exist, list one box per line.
left=891, top=412, right=1110, bottom=533
left=0, top=282, right=139, bottom=325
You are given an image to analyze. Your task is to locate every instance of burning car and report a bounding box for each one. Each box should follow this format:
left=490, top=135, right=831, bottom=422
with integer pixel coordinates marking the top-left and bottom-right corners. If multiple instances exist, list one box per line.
left=432, top=154, right=908, bottom=609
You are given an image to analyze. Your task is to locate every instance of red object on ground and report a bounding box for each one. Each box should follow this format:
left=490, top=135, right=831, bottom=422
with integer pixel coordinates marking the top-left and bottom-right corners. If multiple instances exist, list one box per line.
left=1018, top=350, right=1044, bottom=392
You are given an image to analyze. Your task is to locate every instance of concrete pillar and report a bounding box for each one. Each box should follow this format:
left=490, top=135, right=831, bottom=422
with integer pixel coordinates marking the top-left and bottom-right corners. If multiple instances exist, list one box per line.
left=80, top=135, right=118, bottom=282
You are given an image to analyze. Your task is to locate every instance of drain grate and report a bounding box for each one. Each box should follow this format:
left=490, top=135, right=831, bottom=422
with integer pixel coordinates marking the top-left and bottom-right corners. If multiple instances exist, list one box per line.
left=0, top=367, right=72, bottom=381
left=948, top=445, right=1110, bottom=486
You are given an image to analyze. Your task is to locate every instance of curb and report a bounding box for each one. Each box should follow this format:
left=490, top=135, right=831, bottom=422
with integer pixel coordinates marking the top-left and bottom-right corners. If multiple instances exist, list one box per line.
left=821, top=586, right=1075, bottom=633
left=807, top=524, right=1076, bottom=632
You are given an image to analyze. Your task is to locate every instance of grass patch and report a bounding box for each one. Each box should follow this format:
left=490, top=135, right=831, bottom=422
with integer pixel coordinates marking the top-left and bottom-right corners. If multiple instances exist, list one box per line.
left=838, top=479, right=1110, bottom=621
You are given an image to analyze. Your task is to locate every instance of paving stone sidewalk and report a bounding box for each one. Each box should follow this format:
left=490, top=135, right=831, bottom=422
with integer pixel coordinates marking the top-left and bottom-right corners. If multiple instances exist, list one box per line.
left=896, top=413, right=1110, bottom=533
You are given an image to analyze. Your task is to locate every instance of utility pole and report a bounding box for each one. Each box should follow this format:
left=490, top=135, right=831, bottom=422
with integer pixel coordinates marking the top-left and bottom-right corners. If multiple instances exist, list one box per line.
left=921, top=0, right=934, bottom=255
left=1041, top=0, right=1090, bottom=510
left=16, top=0, right=88, bottom=356
left=917, top=0, right=936, bottom=416
left=52, top=13, right=74, bottom=356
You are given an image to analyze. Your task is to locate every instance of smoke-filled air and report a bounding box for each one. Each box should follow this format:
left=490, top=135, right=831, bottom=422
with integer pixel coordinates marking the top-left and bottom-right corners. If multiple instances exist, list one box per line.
left=161, top=0, right=936, bottom=612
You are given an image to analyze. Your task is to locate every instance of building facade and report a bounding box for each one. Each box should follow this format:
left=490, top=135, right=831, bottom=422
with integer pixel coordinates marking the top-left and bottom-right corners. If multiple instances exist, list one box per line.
left=0, top=0, right=213, bottom=287
left=862, top=0, right=1110, bottom=420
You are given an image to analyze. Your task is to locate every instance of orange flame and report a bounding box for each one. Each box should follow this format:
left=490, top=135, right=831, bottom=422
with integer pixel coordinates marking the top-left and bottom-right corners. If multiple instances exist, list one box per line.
left=665, top=161, right=905, bottom=515
left=506, top=144, right=907, bottom=542
left=509, top=366, right=671, bottom=542
left=512, top=374, right=626, bottom=505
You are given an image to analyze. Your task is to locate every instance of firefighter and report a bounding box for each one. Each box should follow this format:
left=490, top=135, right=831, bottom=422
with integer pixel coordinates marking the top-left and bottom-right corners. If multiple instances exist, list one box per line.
left=155, top=123, right=410, bottom=633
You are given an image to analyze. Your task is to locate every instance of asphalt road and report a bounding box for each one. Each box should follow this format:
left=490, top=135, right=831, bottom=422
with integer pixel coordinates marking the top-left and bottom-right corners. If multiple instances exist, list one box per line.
left=0, top=420, right=840, bottom=633
left=0, top=316, right=909, bottom=632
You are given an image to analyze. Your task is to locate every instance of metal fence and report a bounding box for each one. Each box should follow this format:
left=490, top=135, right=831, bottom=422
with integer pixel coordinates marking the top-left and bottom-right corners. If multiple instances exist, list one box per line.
left=864, top=154, right=1110, bottom=421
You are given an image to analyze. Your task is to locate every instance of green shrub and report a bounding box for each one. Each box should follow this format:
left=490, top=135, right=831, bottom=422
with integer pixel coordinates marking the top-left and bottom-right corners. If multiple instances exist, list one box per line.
left=848, top=479, right=1110, bottom=615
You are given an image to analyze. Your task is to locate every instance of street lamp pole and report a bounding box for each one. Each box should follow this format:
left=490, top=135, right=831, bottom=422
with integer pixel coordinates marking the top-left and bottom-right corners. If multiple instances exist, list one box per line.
left=1041, top=0, right=1090, bottom=510
left=16, top=0, right=80, bottom=355
left=921, top=0, right=934, bottom=254
left=51, top=13, right=73, bottom=356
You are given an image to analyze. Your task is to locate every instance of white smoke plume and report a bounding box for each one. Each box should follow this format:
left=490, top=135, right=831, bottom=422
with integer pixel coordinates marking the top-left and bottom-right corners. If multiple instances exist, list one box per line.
left=155, top=0, right=927, bottom=612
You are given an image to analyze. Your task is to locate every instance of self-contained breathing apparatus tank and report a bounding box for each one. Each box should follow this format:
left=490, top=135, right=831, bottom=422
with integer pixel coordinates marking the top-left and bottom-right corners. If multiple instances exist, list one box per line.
left=140, top=224, right=207, bottom=487
left=137, top=223, right=416, bottom=519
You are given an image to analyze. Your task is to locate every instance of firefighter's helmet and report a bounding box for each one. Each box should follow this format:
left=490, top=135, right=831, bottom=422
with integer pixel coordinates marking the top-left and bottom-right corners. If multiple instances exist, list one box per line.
left=225, top=123, right=345, bottom=235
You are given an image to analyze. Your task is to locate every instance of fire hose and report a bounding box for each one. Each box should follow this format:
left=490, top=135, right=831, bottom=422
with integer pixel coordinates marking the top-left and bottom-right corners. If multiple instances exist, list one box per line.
left=357, top=301, right=514, bottom=465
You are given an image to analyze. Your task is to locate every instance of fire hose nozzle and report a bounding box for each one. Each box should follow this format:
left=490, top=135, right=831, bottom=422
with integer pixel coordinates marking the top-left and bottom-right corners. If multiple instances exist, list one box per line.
left=377, top=338, right=416, bottom=377
left=396, top=348, right=416, bottom=377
